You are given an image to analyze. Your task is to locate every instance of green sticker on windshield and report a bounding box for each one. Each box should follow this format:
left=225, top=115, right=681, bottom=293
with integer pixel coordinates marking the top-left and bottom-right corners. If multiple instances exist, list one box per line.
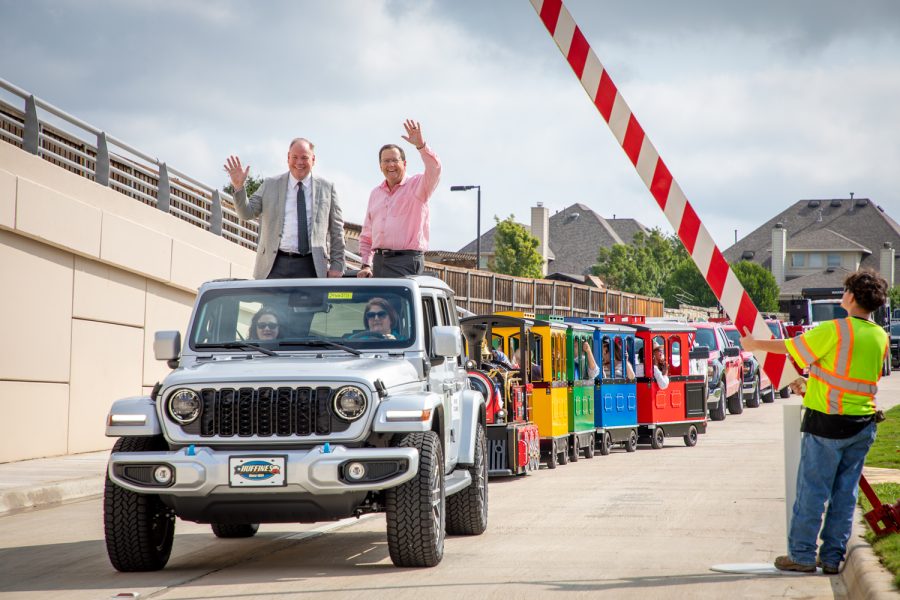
left=328, top=292, right=353, bottom=300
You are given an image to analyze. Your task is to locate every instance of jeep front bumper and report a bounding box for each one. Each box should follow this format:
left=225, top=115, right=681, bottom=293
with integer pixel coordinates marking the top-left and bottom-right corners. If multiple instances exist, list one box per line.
left=108, top=444, right=419, bottom=497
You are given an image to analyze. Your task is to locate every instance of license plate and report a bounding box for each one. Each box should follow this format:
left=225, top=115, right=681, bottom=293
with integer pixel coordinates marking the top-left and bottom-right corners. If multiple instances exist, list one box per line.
left=229, top=456, right=286, bottom=487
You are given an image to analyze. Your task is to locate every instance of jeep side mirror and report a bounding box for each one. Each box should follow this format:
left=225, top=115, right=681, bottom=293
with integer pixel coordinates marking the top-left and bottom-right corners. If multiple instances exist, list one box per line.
left=723, top=346, right=740, bottom=358
left=154, top=330, right=182, bottom=363
left=432, top=325, right=462, bottom=357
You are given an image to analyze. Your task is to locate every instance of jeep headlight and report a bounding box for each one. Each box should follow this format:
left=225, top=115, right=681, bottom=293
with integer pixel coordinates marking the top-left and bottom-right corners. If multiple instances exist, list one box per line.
left=167, top=389, right=201, bottom=424
left=333, top=386, right=368, bottom=421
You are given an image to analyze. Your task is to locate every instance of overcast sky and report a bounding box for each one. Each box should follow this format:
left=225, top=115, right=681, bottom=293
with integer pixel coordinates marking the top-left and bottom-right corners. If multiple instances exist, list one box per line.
left=2, top=0, right=898, bottom=254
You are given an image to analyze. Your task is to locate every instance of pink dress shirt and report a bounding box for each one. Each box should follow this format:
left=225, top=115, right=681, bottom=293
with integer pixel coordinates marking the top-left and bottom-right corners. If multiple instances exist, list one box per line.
left=358, top=145, right=441, bottom=266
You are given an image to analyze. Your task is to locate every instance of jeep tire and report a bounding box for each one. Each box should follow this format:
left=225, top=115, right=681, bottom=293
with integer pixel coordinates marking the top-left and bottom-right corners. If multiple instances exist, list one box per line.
left=386, top=431, right=445, bottom=567
left=447, top=423, right=488, bottom=536
left=104, top=436, right=175, bottom=572
left=211, top=523, right=259, bottom=538
left=709, top=383, right=726, bottom=421
left=726, top=387, right=744, bottom=415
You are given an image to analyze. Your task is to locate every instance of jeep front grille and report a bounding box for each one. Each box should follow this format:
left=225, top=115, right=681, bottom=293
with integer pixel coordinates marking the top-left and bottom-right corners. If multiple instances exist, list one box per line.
left=183, top=387, right=351, bottom=437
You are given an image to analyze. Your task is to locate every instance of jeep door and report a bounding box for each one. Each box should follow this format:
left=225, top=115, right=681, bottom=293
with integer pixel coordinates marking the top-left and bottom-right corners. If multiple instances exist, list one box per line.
left=421, top=292, right=462, bottom=472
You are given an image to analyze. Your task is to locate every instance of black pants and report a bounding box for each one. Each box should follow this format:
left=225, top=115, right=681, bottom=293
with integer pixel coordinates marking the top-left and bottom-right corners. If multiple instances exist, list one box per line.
left=268, top=252, right=317, bottom=278
left=373, top=252, right=424, bottom=277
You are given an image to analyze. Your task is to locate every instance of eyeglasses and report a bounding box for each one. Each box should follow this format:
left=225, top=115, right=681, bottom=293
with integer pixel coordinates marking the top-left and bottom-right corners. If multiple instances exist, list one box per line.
left=257, top=322, right=279, bottom=330
left=366, top=310, right=388, bottom=320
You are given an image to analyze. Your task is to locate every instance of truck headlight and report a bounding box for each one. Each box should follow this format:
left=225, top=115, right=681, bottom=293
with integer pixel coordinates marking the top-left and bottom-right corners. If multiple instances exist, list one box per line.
left=333, top=386, right=368, bottom=421
left=168, top=389, right=201, bottom=424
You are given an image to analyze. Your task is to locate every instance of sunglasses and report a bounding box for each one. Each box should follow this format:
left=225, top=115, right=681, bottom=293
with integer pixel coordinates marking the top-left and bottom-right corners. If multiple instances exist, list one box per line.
left=257, top=322, right=279, bottom=330
left=366, top=310, right=389, bottom=320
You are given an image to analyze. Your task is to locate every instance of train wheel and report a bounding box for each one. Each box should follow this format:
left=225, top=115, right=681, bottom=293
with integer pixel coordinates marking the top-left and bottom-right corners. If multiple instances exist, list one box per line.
left=585, top=433, right=595, bottom=459
left=531, top=438, right=541, bottom=472
left=559, top=440, right=569, bottom=465
left=625, top=430, right=637, bottom=453
left=599, top=431, right=611, bottom=456
left=546, top=444, right=558, bottom=469
left=651, top=427, right=665, bottom=450
left=570, top=436, right=579, bottom=462
left=683, top=425, right=698, bottom=447
left=745, top=376, right=761, bottom=408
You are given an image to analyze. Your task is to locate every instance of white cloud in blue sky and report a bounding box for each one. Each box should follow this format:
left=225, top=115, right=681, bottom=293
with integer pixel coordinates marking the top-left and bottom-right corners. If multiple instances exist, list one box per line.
left=1, top=0, right=898, bottom=253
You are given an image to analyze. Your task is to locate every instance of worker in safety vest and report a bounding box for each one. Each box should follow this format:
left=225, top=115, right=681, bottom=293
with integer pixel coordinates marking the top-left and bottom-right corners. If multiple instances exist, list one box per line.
left=742, top=268, right=889, bottom=575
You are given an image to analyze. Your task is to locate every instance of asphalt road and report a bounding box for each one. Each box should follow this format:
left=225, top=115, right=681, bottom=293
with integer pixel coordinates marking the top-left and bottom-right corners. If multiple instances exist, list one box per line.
left=4, top=375, right=899, bottom=599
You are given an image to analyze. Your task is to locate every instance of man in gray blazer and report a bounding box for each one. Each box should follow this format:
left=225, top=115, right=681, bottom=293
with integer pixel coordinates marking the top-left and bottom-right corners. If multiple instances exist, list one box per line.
left=224, top=138, right=345, bottom=279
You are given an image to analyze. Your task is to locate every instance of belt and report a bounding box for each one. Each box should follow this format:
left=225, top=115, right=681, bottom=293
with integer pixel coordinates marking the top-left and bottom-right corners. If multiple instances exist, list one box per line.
left=374, top=249, right=422, bottom=257
left=278, top=249, right=311, bottom=258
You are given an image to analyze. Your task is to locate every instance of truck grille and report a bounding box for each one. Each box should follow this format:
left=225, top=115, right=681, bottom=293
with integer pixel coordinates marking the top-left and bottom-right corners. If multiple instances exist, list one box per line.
left=188, top=386, right=351, bottom=437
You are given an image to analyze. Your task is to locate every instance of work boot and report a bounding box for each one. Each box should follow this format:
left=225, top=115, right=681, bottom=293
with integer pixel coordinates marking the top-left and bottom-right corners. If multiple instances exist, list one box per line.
left=817, top=558, right=839, bottom=575
left=774, top=555, right=816, bottom=573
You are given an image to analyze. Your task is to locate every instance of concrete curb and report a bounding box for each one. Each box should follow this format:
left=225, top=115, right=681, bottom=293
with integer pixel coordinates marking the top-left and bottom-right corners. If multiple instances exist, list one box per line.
left=0, top=475, right=104, bottom=515
left=842, top=509, right=898, bottom=600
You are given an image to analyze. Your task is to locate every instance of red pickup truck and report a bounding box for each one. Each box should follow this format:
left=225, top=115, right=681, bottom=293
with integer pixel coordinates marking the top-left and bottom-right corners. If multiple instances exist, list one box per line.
left=721, top=324, right=775, bottom=407
left=691, top=322, right=743, bottom=421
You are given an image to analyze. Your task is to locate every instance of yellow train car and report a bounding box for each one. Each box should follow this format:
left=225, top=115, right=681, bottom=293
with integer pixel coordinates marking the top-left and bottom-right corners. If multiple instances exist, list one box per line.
left=497, top=311, right=570, bottom=468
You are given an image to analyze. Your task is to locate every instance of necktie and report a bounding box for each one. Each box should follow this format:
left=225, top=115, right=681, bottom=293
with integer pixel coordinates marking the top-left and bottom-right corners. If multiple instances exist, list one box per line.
left=297, top=181, right=310, bottom=255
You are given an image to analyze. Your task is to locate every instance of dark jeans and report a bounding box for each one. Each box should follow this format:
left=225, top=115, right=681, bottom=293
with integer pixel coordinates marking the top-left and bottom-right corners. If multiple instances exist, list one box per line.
left=268, top=251, right=317, bottom=279
left=373, top=252, right=424, bottom=277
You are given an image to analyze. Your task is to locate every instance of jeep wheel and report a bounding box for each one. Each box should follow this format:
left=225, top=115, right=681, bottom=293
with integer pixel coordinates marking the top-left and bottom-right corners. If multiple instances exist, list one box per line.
left=211, top=523, right=259, bottom=538
left=386, top=431, right=445, bottom=568
left=726, top=387, right=743, bottom=415
left=683, top=425, right=698, bottom=447
left=709, top=384, right=726, bottom=421
left=779, top=386, right=791, bottom=399
left=447, top=423, right=488, bottom=536
left=625, top=429, right=637, bottom=453
left=746, top=376, right=761, bottom=408
left=104, top=436, right=175, bottom=572
left=762, top=383, right=776, bottom=404
left=599, top=431, right=611, bottom=456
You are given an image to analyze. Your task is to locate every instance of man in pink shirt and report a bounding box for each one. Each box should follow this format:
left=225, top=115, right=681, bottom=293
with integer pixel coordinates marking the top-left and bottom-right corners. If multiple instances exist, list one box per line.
left=357, top=120, right=441, bottom=278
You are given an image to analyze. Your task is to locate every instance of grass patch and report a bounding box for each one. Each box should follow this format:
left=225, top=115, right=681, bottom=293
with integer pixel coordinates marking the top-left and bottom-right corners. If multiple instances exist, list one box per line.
left=859, top=482, right=900, bottom=588
left=866, top=405, right=900, bottom=469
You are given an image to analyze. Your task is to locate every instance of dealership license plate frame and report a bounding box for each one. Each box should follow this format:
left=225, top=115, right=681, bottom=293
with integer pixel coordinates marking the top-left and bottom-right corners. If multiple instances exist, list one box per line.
left=229, top=455, right=287, bottom=487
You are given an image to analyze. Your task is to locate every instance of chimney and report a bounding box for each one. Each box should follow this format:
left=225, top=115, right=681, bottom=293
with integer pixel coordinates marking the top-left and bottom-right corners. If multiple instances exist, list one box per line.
left=771, top=222, right=786, bottom=285
left=880, top=242, right=895, bottom=288
left=531, top=203, right=550, bottom=276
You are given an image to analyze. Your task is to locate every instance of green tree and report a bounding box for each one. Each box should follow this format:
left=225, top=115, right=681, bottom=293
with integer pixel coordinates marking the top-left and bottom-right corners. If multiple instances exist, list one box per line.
left=889, top=285, right=900, bottom=312
left=662, top=259, right=716, bottom=308
left=224, top=174, right=264, bottom=198
left=730, top=260, right=780, bottom=312
left=490, top=215, right=543, bottom=278
left=593, top=229, right=686, bottom=299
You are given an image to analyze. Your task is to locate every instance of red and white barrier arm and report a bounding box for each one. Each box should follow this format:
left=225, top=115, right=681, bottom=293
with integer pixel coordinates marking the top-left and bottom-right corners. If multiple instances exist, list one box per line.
left=530, top=0, right=800, bottom=390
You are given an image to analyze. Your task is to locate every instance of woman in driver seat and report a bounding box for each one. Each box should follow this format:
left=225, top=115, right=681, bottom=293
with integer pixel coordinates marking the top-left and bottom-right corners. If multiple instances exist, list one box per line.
left=361, top=297, right=399, bottom=339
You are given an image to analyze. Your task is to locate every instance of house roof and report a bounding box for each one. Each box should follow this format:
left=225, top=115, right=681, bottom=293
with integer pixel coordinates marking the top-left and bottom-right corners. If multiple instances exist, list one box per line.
left=723, top=198, right=900, bottom=279
left=786, top=228, right=871, bottom=253
left=779, top=268, right=855, bottom=297
left=458, top=203, right=648, bottom=275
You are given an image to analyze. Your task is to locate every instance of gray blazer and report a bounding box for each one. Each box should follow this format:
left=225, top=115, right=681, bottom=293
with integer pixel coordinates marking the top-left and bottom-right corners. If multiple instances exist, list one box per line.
left=233, top=173, right=345, bottom=279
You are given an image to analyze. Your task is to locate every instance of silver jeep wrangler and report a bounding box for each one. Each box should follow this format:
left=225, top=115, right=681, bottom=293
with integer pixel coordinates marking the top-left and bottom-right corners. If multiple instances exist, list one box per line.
left=103, top=276, right=487, bottom=570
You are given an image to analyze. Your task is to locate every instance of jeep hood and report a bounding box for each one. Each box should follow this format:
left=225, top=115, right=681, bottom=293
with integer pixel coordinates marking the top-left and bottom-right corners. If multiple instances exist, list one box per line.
left=162, top=356, right=420, bottom=390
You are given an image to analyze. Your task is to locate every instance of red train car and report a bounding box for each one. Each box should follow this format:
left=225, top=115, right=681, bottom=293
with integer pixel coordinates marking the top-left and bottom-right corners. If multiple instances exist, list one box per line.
left=628, top=320, right=708, bottom=448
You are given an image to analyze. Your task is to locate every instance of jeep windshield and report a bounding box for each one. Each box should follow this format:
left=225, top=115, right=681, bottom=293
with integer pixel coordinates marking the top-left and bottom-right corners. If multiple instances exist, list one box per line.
left=189, top=284, right=416, bottom=352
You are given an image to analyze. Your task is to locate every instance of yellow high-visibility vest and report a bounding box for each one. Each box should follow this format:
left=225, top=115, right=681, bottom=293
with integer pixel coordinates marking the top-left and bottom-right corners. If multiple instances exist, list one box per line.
left=785, top=317, right=888, bottom=416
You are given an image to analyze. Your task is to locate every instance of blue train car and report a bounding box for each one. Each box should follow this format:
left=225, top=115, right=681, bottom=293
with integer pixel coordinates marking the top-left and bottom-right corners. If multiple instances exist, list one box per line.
left=564, top=317, right=638, bottom=454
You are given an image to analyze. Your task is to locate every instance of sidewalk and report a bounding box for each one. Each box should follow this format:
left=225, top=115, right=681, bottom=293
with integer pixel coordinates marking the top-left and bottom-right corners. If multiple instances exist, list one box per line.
left=0, top=451, right=897, bottom=598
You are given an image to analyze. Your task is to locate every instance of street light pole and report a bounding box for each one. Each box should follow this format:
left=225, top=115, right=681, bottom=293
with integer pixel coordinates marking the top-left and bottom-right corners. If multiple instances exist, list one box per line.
left=450, top=184, right=481, bottom=270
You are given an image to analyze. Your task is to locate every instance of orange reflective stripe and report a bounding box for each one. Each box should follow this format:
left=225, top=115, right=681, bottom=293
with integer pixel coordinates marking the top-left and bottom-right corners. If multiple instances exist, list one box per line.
left=809, top=365, right=877, bottom=397
left=793, top=336, right=817, bottom=366
left=834, top=319, right=852, bottom=377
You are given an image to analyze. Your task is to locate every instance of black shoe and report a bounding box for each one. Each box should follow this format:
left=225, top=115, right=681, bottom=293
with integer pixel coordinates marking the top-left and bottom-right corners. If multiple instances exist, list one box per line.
left=774, top=555, right=816, bottom=573
left=817, top=558, right=839, bottom=575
